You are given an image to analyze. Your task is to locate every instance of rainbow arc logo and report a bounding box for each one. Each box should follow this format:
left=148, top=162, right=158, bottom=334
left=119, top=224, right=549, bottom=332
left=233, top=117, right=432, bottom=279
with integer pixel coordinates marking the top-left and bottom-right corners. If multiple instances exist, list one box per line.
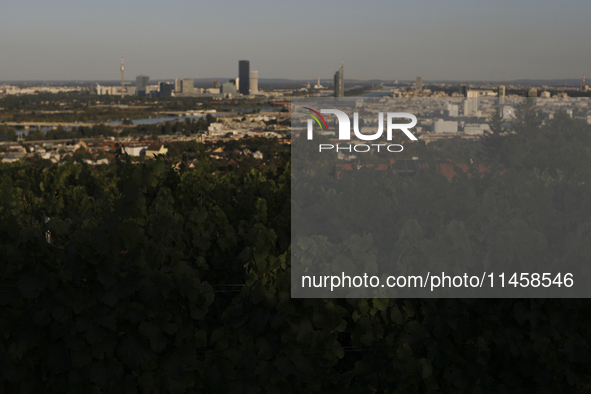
left=303, top=107, right=329, bottom=131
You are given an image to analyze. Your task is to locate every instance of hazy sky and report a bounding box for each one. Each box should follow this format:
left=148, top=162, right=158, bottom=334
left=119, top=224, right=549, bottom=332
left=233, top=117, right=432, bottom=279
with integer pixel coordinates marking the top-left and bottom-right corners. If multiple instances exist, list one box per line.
left=1, top=0, right=590, bottom=81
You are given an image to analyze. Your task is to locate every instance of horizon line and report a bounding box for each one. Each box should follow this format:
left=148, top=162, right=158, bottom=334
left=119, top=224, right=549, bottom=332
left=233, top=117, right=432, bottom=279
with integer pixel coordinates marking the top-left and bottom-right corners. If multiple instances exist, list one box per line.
left=0, top=77, right=586, bottom=84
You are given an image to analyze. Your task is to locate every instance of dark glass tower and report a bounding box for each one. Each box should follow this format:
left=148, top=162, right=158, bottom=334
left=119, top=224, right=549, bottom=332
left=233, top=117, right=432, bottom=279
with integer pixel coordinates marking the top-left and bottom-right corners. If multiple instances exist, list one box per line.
left=239, top=60, right=250, bottom=95
left=334, top=65, right=344, bottom=97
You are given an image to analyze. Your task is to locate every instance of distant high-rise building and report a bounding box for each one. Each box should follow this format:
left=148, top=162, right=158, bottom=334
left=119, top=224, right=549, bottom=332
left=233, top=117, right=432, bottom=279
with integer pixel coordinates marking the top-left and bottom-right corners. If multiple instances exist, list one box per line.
left=174, top=79, right=181, bottom=93
left=136, top=75, right=149, bottom=96
left=528, top=88, right=538, bottom=97
left=239, top=60, right=250, bottom=95
left=459, top=84, right=468, bottom=96
left=181, top=78, right=194, bottom=94
left=221, top=82, right=238, bottom=96
left=464, top=97, right=479, bottom=116
left=250, top=71, right=258, bottom=94
left=334, top=64, right=344, bottom=97
left=498, top=85, right=506, bottom=104
left=159, top=82, right=174, bottom=97
left=415, top=77, right=422, bottom=92
left=582, top=74, right=586, bottom=92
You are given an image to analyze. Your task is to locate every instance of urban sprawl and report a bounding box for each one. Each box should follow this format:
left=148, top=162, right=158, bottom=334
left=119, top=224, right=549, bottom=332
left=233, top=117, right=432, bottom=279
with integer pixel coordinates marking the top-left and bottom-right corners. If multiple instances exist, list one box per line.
left=1, top=60, right=590, bottom=166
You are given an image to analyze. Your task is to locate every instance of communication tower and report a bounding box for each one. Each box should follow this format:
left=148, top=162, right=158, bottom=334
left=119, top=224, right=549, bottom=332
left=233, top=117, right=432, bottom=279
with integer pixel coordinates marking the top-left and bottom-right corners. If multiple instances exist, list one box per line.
left=120, top=55, right=125, bottom=99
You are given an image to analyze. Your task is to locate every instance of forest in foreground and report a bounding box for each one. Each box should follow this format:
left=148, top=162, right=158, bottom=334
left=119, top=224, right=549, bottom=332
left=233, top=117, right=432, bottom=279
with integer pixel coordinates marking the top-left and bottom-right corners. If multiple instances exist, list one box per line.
left=2, top=101, right=591, bottom=393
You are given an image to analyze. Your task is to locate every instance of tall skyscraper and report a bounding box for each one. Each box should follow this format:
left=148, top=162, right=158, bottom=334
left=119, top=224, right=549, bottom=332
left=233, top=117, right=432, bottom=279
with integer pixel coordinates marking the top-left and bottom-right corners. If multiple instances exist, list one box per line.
left=136, top=75, right=149, bottom=96
left=159, top=82, right=174, bottom=97
left=250, top=70, right=258, bottom=94
left=334, top=64, right=344, bottom=97
left=239, top=60, right=250, bottom=95
left=181, top=78, right=194, bottom=95
left=415, top=77, right=422, bottom=92
left=465, top=90, right=479, bottom=116
left=174, top=79, right=181, bottom=93
left=498, top=85, right=506, bottom=105
left=459, top=84, right=468, bottom=96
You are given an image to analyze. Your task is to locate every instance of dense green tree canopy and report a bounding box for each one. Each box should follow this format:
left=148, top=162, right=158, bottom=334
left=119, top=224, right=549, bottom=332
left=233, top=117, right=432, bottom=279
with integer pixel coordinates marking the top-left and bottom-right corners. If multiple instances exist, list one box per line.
left=1, top=104, right=591, bottom=392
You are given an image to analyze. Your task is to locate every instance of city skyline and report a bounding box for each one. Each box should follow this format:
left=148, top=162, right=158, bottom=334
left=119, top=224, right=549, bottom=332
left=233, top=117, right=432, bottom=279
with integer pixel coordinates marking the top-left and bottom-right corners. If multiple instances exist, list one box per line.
left=1, top=0, right=590, bottom=81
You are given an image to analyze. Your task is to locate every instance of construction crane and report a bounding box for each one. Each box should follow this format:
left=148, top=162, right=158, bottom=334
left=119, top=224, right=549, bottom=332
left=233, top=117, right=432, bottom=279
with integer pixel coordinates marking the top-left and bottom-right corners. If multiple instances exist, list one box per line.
left=269, top=101, right=291, bottom=127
